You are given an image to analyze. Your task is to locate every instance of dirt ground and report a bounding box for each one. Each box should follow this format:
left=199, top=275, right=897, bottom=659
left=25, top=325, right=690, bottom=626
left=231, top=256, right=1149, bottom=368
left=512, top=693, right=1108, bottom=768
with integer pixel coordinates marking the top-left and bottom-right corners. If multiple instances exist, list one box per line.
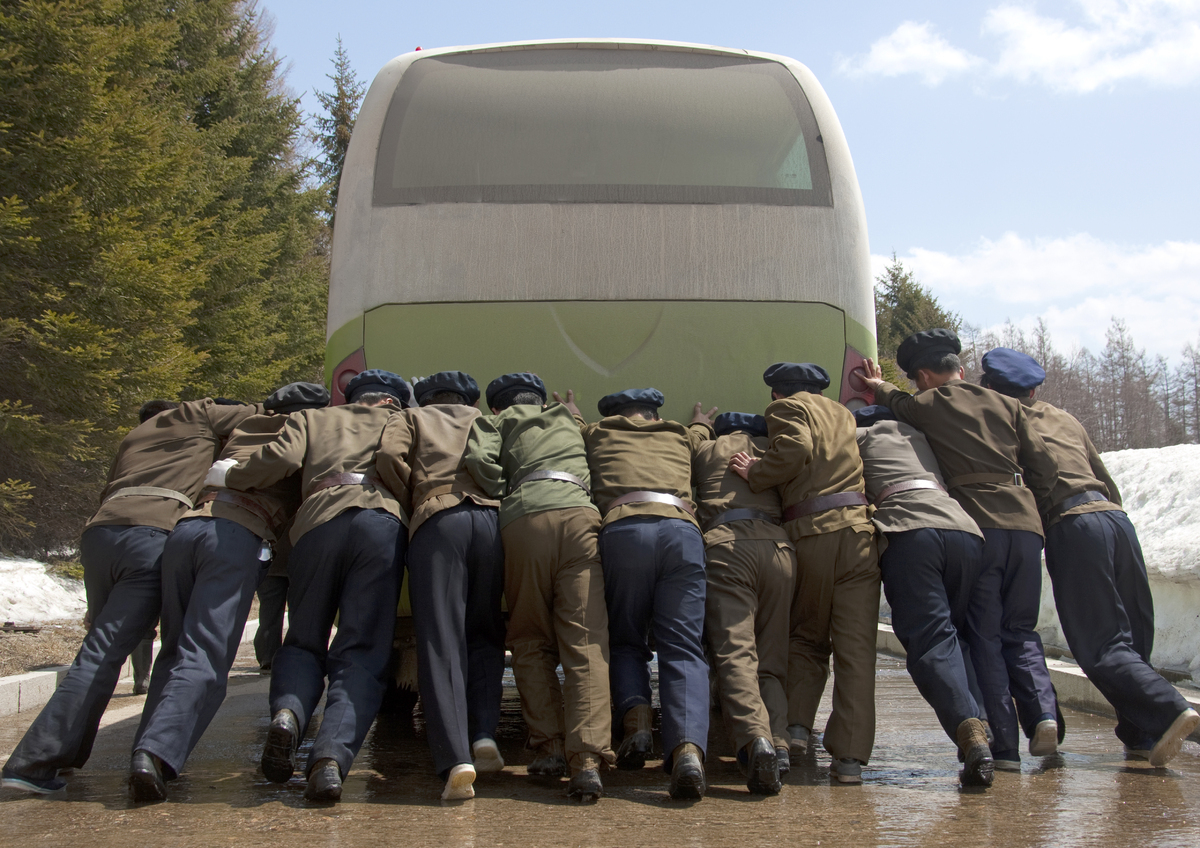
left=0, top=620, right=87, bottom=677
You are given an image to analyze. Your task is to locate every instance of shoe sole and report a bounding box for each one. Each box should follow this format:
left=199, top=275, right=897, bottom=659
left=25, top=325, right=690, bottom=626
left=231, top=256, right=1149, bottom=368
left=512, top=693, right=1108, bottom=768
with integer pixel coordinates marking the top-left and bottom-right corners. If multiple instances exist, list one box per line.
left=1149, top=709, right=1200, bottom=768
left=1029, top=720, right=1058, bottom=757
left=442, top=768, right=476, bottom=801
left=1, top=776, right=66, bottom=794
left=994, top=759, right=1022, bottom=772
left=473, top=754, right=505, bottom=773
left=961, top=748, right=995, bottom=788
left=304, top=783, right=342, bottom=802
left=129, top=771, right=167, bottom=803
left=261, top=723, right=298, bottom=783
left=669, top=775, right=705, bottom=799
left=747, top=748, right=782, bottom=795
left=616, top=731, right=652, bottom=770
left=833, top=773, right=863, bottom=785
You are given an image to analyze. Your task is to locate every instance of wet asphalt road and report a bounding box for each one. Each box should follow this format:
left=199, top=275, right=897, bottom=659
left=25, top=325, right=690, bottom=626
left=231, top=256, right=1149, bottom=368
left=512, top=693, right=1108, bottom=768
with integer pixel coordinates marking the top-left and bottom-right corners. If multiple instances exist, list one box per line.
left=2, top=649, right=1198, bottom=848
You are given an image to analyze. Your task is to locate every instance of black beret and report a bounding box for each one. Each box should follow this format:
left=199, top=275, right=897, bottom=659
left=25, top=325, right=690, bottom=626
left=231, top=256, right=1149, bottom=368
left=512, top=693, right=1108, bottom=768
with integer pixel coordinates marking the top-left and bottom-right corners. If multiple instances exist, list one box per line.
left=413, top=371, right=480, bottom=405
left=213, top=397, right=248, bottom=405
left=853, top=405, right=897, bottom=427
left=598, top=387, right=665, bottom=417
left=485, top=372, right=546, bottom=408
left=762, top=362, right=831, bottom=391
left=713, top=412, right=768, bottom=438
left=896, top=329, right=962, bottom=374
left=981, top=348, right=1046, bottom=392
left=344, top=369, right=412, bottom=405
left=264, top=381, right=330, bottom=414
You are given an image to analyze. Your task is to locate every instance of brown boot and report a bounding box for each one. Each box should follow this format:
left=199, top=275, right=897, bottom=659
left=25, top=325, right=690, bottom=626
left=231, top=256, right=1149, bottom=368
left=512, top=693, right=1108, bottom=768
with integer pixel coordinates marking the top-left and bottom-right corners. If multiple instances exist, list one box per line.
left=616, top=704, right=653, bottom=770
left=669, top=742, right=705, bottom=800
left=528, top=738, right=568, bottom=777
left=956, top=718, right=994, bottom=787
left=567, top=754, right=603, bottom=803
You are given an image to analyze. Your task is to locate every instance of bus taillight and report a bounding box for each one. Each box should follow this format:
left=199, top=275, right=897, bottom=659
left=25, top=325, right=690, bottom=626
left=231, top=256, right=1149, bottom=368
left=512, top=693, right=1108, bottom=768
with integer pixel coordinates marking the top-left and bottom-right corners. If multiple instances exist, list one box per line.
left=840, top=345, right=875, bottom=410
left=329, top=347, right=367, bottom=406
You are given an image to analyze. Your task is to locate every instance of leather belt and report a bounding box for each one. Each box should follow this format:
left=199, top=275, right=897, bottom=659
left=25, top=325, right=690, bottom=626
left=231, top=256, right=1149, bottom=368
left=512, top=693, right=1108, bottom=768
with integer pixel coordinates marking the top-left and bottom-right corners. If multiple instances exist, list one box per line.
left=705, top=507, right=778, bottom=532
left=103, top=486, right=193, bottom=508
left=197, top=490, right=282, bottom=529
left=606, top=490, right=696, bottom=517
left=509, top=470, right=591, bottom=497
left=305, top=472, right=390, bottom=499
left=782, top=492, right=869, bottom=523
left=874, top=479, right=944, bottom=506
left=945, top=472, right=1024, bottom=490
left=1051, top=489, right=1109, bottom=518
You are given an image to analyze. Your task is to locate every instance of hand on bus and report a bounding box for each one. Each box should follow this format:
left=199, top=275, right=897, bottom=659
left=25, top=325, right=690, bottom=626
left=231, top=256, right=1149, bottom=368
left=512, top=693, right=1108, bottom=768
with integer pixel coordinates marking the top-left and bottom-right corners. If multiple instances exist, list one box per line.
left=857, top=358, right=884, bottom=390
left=552, top=390, right=582, bottom=418
left=691, top=402, right=718, bottom=426
left=728, top=451, right=758, bottom=481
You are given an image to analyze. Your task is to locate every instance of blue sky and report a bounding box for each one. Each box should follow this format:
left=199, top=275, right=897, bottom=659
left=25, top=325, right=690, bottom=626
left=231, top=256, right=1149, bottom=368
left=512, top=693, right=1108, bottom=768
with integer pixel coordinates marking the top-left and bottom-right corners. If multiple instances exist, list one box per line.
left=261, top=0, right=1200, bottom=360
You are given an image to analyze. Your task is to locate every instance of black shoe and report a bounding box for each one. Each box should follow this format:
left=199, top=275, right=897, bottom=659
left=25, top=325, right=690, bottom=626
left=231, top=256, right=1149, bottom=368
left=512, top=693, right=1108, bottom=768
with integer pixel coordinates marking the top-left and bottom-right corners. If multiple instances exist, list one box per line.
left=528, top=753, right=569, bottom=777
left=615, top=729, right=652, bottom=770
left=669, top=743, right=706, bottom=800
left=262, top=709, right=299, bottom=783
left=746, top=737, right=781, bottom=795
left=775, top=747, right=791, bottom=778
left=304, top=758, right=342, bottom=802
left=129, top=750, right=167, bottom=803
left=567, top=768, right=603, bottom=803
left=1, top=766, right=66, bottom=794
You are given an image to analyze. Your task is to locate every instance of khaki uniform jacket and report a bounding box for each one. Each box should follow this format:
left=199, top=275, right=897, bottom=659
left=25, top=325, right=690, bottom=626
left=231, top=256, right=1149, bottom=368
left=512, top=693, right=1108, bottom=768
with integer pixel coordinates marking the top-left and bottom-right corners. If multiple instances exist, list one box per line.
left=463, top=403, right=597, bottom=530
left=225, top=404, right=403, bottom=544
left=376, top=404, right=500, bottom=539
left=875, top=379, right=1057, bottom=536
left=86, top=399, right=261, bottom=533
left=186, top=411, right=303, bottom=543
left=577, top=414, right=713, bottom=530
left=855, top=421, right=982, bottom=539
left=746, top=391, right=870, bottom=538
left=1021, top=398, right=1122, bottom=528
left=692, top=433, right=792, bottom=549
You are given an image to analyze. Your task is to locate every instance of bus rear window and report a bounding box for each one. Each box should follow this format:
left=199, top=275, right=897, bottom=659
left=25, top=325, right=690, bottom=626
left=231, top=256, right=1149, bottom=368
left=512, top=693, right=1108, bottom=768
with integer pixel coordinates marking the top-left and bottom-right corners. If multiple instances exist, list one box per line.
left=373, top=49, right=832, bottom=206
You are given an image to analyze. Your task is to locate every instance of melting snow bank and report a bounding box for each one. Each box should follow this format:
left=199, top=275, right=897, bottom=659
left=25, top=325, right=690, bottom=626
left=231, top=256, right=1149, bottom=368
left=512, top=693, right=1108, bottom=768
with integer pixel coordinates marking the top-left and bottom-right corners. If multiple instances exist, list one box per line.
left=1037, top=444, right=1200, bottom=675
left=0, top=557, right=86, bottom=624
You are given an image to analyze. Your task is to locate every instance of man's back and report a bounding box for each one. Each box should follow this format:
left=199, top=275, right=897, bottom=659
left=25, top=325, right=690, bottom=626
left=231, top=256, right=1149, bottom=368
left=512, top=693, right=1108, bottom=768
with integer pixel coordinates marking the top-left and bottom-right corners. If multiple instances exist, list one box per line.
left=1022, top=399, right=1122, bottom=525
left=693, top=433, right=786, bottom=546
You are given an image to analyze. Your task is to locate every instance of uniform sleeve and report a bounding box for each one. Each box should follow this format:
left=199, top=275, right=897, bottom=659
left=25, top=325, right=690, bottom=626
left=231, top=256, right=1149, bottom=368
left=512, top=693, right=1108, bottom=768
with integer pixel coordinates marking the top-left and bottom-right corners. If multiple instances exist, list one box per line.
left=375, top=413, right=416, bottom=514
left=226, top=410, right=309, bottom=491
left=1085, top=434, right=1122, bottom=506
left=685, top=421, right=714, bottom=455
left=874, top=382, right=923, bottom=427
left=1014, top=407, right=1059, bottom=514
left=463, top=415, right=507, bottom=498
left=208, top=401, right=265, bottom=439
left=746, top=401, right=813, bottom=493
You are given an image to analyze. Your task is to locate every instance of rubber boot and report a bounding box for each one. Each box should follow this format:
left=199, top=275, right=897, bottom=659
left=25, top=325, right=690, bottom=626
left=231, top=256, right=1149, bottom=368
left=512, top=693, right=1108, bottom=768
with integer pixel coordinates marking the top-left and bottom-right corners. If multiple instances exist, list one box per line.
left=616, top=703, right=653, bottom=770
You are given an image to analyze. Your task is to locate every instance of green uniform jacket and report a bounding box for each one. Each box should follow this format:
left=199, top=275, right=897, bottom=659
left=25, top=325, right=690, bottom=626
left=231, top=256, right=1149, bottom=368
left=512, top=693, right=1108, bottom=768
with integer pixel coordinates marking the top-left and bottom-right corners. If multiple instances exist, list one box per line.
left=1021, top=398, right=1122, bottom=528
left=692, top=433, right=791, bottom=549
left=186, top=411, right=302, bottom=543
left=746, top=391, right=870, bottom=538
left=225, top=404, right=403, bottom=544
left=86, top=399, right=262, bottom=533
left=375, top=404, right=499, bottom=540
left=463, top=403, right=597, bottom=530
left=874, top=379, right=1057, bottom=536
left=577, top=414, right=713, bottom=530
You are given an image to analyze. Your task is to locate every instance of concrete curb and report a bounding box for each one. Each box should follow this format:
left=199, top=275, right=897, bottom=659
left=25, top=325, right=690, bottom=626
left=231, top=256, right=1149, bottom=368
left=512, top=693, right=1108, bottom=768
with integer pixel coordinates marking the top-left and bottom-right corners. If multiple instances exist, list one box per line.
left=0, top=619, right=260, bottom=719
left=876, top=622, right=1200, bottom=742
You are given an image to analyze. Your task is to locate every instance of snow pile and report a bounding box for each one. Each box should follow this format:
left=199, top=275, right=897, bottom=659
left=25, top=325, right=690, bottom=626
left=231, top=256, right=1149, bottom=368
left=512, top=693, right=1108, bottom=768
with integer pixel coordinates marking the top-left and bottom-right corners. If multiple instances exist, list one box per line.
left=0, top=557, right=86, bottom=624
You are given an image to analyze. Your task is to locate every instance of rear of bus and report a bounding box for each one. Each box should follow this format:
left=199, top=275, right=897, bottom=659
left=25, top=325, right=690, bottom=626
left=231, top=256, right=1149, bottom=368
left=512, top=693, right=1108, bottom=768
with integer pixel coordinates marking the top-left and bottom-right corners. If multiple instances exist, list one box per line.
left=326, top=40, right=876, bottom=420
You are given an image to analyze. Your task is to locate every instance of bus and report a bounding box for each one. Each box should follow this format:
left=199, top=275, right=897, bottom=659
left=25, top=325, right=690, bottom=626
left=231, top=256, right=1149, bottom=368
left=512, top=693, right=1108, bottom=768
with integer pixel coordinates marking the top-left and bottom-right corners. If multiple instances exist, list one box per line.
left=326, top=38, right=876, bottom=419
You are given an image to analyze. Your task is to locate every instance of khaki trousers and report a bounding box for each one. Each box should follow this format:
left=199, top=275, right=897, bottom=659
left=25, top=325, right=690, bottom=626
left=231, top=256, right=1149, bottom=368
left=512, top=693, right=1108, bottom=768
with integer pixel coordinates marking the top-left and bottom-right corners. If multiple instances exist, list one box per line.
left=704, top=537, right=796, bottom=753
left=787, top=524, right=880, bottom=763
left=502, top=507, right=615, bottom=771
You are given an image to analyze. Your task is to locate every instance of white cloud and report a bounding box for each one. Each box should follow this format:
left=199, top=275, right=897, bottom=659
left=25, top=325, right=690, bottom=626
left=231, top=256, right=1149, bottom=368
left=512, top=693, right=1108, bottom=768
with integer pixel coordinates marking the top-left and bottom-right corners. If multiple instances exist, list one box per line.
left=837, top=21, right=983, bottom=86
left=874, top=233, right=1200, bottom=358
left=842, top=1, right=1200, bottom=92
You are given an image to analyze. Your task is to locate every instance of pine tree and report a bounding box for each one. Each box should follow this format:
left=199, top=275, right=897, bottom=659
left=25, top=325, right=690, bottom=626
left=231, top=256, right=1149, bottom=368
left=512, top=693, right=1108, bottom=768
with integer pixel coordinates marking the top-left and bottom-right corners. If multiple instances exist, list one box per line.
left=312, top=36, right=366, bottom=223
left=872, top=256, right=960, bottom=388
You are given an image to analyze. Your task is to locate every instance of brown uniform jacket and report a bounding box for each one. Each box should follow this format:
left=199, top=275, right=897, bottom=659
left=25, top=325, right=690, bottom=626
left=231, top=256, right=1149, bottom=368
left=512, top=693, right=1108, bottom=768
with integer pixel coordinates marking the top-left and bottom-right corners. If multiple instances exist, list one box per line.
left=86, top=399, right=261, bottom=533
left=746, top=391, right=870, bottom=538
left=185, top=411, right=303, bottom=543
left=875, top=379, right=1057, bottom=536
left=577, top=414, right=713, bottom=530
left=225, top=404, right=403, bottom=544
left=1021, top=398, right=1122, bottom=528
left=855, top=421, right=982, bottom=538
left=693, top=433, right=791, bottom=549
left=376, top=404, right=499, bottom=539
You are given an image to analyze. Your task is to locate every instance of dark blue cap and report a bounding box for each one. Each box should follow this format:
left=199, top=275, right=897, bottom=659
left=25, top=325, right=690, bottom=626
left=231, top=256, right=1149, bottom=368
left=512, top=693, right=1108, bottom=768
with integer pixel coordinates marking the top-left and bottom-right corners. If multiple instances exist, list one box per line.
left=982, top=348, right=1046, bottom=392
left=763, top=362, right=831, bottom=392
left=485, top=372, right=546, bottom=408
left=713, top=412, right=768, bottom=438
left=598, top=387, right=665, bottom=417
left=264, top=382, right=330, bottom=414
left=413, top=371, right=480, bottom=405
left=896, top=329, right=962, bottom=374
left=853, top=405, right=897, bottom=427
left=344, top=369, right=412, bottom=405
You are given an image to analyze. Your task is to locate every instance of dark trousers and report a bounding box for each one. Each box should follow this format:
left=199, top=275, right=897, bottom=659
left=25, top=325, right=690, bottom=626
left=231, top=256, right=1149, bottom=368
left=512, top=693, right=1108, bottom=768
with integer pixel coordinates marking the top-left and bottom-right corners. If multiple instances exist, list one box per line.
left=407, top=502, right=505, bottom=778
left=881, top=528, right=985, bottom=742
left=600, top=516, right=709, bottom=769
left=1046, top=510, right=1189, bottom=747
left=269, top=508, right=405, bottom=778
left=132, top=518, right=266, bottom=776
left=5, top=525, right=166, bottom=779
left=254, top=575, right=288, bottom=667
left=968, top=527, right=1057, bottom=758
